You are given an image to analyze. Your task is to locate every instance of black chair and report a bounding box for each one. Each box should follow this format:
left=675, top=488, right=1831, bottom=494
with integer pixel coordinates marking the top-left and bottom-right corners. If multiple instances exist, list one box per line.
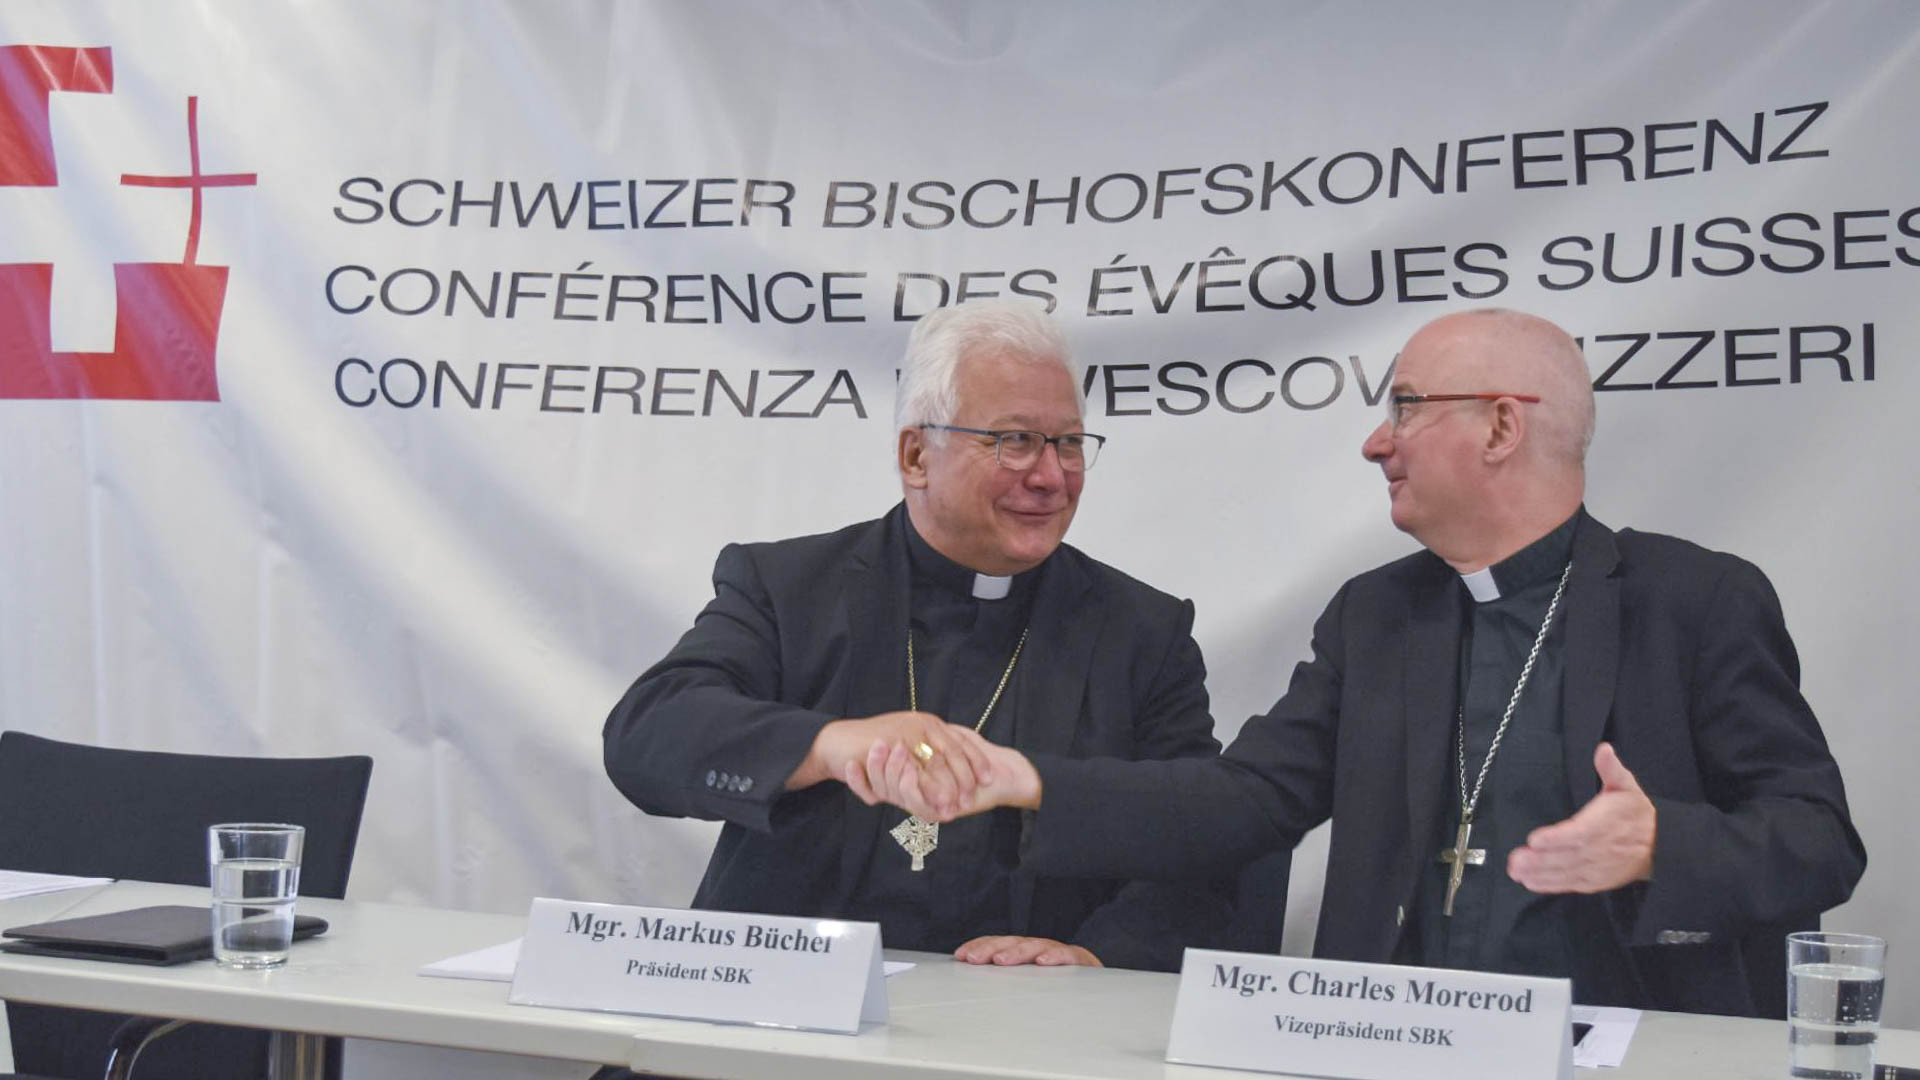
left=0, top=730, right=373, bottom=1080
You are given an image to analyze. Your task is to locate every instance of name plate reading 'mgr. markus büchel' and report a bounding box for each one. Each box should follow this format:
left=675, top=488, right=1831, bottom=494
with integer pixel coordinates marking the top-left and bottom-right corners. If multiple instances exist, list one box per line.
left=508, top=898, right=887, bottom=1034
left=1166, top=950, right=1572, bottom=1080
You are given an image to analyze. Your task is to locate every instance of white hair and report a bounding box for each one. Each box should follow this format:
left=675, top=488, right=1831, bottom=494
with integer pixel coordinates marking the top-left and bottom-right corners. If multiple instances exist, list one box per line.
left=894, top=300, right=1080, bottom=440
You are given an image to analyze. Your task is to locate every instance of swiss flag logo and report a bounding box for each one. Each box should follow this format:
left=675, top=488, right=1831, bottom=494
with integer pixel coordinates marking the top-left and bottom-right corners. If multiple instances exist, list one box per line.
left=0, top=45, right=254, bottom=401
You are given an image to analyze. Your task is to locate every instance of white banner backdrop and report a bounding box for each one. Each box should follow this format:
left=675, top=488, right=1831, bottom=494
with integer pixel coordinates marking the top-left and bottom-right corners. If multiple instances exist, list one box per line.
left=1, top=0, right=1913, bottom=1035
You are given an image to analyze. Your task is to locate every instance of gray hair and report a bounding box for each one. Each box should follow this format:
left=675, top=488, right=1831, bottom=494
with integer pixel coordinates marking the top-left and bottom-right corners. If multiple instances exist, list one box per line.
left=894, top=300, right=1080, bottom=439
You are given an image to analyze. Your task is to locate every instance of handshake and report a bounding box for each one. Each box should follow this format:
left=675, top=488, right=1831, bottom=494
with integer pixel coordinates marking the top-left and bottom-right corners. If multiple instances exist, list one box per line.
left=798, top=711, right=1044, bottom=821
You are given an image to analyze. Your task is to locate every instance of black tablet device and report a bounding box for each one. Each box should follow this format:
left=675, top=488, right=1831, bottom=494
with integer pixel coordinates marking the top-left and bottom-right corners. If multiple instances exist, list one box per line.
left=2, top=904, right=327, bottom=965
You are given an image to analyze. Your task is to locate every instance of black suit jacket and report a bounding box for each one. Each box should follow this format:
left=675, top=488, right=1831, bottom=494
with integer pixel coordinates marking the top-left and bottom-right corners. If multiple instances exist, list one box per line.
left=1026, top=516, right=1865, bottom=1013
left=603, top=506, right=1230, bottom=971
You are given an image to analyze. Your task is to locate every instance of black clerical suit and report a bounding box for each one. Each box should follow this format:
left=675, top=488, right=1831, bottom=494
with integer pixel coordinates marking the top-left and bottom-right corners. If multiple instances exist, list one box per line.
left=603, top=505, right=1230, bottom=971
left=1024, top=513, right=1865, bottom=1013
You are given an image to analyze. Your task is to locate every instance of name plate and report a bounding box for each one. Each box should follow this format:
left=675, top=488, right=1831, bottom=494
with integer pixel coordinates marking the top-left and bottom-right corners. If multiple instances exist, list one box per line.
left=508, top=898, right=886, bottom=1034
left=1166, top=950, right=1571, bottom=1080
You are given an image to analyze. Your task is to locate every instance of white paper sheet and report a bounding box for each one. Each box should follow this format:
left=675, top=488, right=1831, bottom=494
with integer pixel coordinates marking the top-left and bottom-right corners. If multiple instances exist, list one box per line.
left=1570, top=1005, right=1641, bottom=1068
left=418, top=937, right=524, bottom=981
left=418, top=937, right=914, bottom=983
left=0, top=869, right=112, bottom=902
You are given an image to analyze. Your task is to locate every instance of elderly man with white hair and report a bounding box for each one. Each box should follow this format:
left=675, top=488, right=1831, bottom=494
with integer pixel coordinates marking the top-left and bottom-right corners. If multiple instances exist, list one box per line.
left=604, top=299, right=1229, bottom=971
left=852, top=308, right=1865, bottom=1015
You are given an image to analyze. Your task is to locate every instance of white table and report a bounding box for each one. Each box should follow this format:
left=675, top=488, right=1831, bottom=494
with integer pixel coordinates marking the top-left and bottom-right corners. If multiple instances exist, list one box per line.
left=3, top=882, right=1914, bottom=1079
left=0, top=881, right=643, bottom=1070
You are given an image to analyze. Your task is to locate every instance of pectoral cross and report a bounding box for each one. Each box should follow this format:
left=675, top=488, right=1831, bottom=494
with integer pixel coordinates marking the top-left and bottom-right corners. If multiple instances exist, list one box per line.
left=1437, top=819, right=1485, bottom=916
left=890, top=815, right=939, bottom=872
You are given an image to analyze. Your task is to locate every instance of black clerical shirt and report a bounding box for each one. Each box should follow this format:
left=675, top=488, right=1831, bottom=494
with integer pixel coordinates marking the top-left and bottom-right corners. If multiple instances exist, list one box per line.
left=1410, top=510, right=1580, bottom=981
left=851, top=520, right=1035, bottom=952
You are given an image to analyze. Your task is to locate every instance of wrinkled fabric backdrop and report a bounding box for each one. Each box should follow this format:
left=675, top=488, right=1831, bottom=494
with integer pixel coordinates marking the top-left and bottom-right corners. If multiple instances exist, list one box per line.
left=2, top=0, right=1913, bottom=1030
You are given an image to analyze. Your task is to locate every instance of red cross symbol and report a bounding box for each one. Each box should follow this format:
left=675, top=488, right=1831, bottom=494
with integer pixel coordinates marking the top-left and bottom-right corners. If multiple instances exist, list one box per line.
left=0, top=47, right=256, bottom=401
left=121, top=96, right=256, bottom=265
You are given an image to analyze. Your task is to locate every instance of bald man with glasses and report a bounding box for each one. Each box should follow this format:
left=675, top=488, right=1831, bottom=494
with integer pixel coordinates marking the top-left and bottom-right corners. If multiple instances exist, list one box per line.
left=854, top=308, right=1864, bottom=1016
left=603, top=299, right=1230, bottom=972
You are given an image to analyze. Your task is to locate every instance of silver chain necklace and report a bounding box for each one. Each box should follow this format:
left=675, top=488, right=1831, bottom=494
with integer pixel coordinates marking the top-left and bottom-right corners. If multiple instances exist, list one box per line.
left=888, top=627, right=1029, bottom=872
left=1438, top=559, right=1573, bottom=916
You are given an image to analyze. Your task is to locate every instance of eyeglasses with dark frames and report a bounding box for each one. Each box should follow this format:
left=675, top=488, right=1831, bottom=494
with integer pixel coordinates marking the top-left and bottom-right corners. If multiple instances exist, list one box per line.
left=921, top=424, right=1107, bottom=471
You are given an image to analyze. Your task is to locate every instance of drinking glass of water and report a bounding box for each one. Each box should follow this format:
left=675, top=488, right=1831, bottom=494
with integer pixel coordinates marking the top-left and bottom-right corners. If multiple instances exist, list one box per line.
left=1788, top=931, right=1888, bottom=1080
left=207, top=823, right=305, bottom=969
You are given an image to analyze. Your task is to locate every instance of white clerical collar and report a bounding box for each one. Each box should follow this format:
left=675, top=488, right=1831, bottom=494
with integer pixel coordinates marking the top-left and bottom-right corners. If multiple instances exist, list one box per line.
left=972, top=573, right=1012, bottom=601
left=1459, top=567, right=1501, bottom=603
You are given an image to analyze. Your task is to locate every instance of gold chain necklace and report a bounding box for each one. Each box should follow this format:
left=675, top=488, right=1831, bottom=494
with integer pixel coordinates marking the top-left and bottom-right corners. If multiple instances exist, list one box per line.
left=888, top=626, right=1028, bottom=872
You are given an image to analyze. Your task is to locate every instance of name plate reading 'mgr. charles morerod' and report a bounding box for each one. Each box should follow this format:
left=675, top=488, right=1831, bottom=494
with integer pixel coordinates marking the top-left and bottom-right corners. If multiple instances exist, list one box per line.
left=1166, top=950, right=1572, bottom=1080
left=508, top=898, right=887, bottom=1034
